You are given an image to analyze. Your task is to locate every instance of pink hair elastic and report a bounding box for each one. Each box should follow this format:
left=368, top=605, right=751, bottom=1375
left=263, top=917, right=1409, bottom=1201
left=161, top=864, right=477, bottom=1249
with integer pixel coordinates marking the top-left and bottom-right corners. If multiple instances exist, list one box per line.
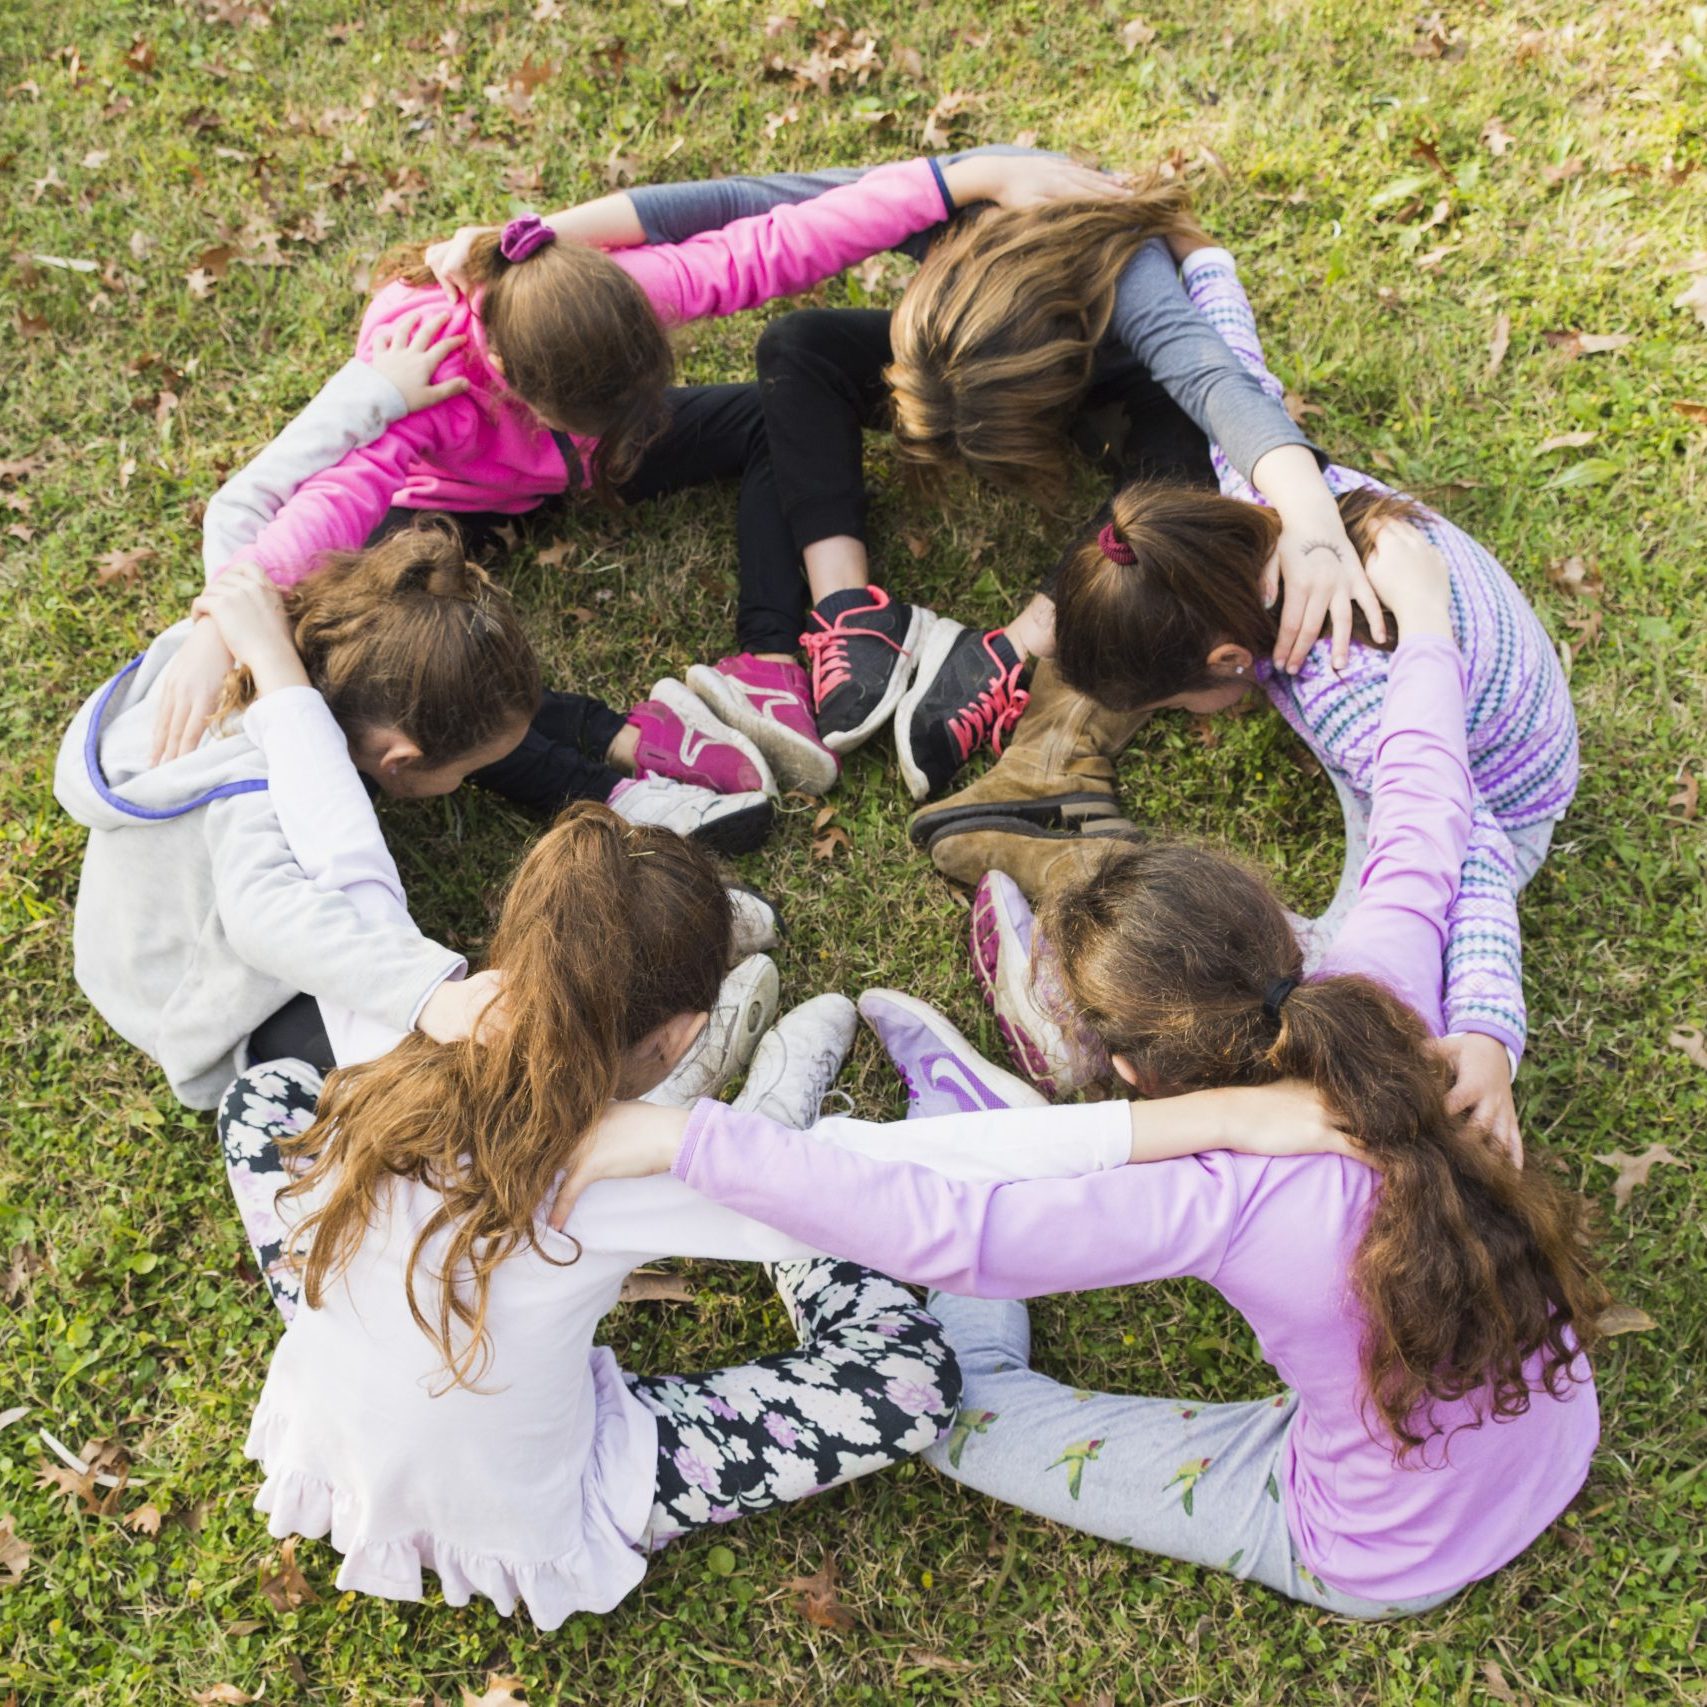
left=1098, top=521, right=1136, bottom=565
left=499, top=213, right=556, bottom=263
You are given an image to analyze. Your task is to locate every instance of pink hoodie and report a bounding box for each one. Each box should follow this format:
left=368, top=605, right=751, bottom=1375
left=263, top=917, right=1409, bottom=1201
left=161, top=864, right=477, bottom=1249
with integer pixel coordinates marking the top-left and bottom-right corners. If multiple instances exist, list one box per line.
left=221, top=158, right=950, bottom=585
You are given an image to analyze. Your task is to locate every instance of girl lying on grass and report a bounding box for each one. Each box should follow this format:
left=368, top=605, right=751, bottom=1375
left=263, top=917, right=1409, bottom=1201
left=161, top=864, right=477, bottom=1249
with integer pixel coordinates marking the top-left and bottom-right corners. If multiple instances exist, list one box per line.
left=155, top=151, right=1113, bottom=807
left=454, top=148, right=1371, bottom=810
left=206, top=580, right=1347, bottom=1624
left=54, top=323, right=778, bottom=1103
left=1038, top=234, right=1577, bottom=1155
left=556, top=519, right=1604, bottom=1617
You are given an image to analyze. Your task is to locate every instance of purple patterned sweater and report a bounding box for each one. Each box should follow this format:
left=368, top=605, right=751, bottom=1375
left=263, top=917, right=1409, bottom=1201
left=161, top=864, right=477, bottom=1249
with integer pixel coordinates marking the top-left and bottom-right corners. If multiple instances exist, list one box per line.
left=1180, top=249, right=1579, bottom=1058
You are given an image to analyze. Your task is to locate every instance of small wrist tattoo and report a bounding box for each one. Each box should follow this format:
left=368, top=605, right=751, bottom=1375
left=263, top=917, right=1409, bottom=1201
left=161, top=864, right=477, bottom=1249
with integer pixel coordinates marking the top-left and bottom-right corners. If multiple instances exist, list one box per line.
left=1299, top=538, right=1345, bottom=559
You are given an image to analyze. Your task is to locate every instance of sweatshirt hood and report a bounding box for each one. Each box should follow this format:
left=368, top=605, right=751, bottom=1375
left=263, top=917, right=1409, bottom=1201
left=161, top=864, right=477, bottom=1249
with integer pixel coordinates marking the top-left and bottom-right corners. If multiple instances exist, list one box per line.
left=54, top=621, right=269, bottom=831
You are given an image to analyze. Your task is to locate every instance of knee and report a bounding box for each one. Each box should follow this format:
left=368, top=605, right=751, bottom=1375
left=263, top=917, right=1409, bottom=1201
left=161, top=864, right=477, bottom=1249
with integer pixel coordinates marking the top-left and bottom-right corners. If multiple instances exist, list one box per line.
left=909, top=1312, right=965, bottom=1440
left=755, top=308, right=843, bottom=380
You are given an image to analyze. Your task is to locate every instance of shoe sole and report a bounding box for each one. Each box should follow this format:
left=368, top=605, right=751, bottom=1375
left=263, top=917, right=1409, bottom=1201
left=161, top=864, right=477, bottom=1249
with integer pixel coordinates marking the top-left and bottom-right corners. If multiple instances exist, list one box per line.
left=821, top=603, right=936, bottom=756
left=968, top=879, right=1062, bottom=1098
left=685, top=665, right=841, bottom=797
left=908, top=789, right=1127, bottom=847
left=726, top=956, right=782, bottom=1076
left=856, top=987, right=1044, bottom=1111
left=891, top=615, right=966, bottom=804
left=687, top=799, right=775, bottom=856
left=921, top=811, right=1146, bottom=854
left=651, top=677, right=779, bottom=799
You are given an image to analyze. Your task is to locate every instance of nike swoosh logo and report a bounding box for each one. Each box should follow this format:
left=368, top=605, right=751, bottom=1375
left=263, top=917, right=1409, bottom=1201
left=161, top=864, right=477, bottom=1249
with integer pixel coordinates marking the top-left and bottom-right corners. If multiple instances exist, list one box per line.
left=917, top=1050, right=1010, bottom=1115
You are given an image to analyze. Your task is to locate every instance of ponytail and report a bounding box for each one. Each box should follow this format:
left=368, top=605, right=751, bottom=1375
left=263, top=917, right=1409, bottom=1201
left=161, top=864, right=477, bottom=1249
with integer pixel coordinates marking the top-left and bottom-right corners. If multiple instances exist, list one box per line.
left=282, top=804, right=734, bottom=1390
left=377, top=224, right=674, bottom=502
left=215, top=520, right=540, bottom=766
left=1041, top=841, right=1607, bottom=1457
left=1054, top=481, right=1434, bottom=712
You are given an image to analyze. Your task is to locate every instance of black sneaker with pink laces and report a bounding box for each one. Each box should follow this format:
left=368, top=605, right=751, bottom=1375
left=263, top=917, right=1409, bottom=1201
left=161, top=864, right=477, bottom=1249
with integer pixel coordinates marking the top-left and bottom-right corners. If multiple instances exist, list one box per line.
left=894, top=620, right=1030, bottom=802
left=799, top=586, right=934, bottom=754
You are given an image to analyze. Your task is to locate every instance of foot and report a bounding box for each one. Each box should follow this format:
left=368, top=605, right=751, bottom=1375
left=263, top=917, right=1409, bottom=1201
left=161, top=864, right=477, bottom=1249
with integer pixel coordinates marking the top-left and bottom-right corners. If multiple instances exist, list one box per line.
left=643, top=954, right=781, bottom=1107
left=732, top=993, right=859, bottom=1128
left=728, top=883, right=784, bottom=957
left=686, top=654, right=840, bottom=797
left=627, top=678, right=777, bottom=798
left=800, top=586, right=934, bottom=754
left=922, top=811, right=1145, bottom=901
left=856, top=988, right=1044, bottom=1115
left=607, top=775, right=775, bottom=855
left=894, top=622, right=1029, bottom=802
left=969, top=871, right=1110, bottom=1098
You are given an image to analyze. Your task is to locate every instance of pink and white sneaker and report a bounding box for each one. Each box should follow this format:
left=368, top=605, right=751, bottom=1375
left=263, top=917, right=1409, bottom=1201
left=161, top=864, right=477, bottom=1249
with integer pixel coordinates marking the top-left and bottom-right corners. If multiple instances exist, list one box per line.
left=969, top=870, right=1110, bottom=1098
left=627, top=678, right=778, bottom=798
left=685, top=654, right=840, bottom=797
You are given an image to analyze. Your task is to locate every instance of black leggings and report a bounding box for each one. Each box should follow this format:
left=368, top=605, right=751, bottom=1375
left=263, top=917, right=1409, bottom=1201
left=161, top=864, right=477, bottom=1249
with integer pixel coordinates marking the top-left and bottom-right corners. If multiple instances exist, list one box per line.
left=368, top=383, right=806, bottom=813
left=752, top=307, right=1218, bottom=578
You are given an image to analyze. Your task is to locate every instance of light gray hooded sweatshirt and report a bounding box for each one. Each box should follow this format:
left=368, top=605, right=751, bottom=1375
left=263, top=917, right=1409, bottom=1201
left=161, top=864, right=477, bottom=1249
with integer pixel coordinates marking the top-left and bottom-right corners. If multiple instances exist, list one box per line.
left=54, top=361, right=462, bottom=1107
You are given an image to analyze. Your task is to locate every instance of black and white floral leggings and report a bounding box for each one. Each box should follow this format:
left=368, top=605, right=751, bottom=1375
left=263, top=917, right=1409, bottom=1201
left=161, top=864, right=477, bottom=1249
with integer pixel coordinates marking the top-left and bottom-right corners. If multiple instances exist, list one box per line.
left=217, top=1060, right=961, bottom=1548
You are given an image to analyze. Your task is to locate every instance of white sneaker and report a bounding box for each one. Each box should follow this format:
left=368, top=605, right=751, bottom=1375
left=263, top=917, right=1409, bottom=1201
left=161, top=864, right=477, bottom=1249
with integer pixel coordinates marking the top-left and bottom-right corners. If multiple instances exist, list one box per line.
left=728, top=884, right=784, bottom=957
left=607, top=774, right=774, bottom=855
left=732, top=994, right=858, bottom=1128
left=643, top=954, right=780, bottom=1107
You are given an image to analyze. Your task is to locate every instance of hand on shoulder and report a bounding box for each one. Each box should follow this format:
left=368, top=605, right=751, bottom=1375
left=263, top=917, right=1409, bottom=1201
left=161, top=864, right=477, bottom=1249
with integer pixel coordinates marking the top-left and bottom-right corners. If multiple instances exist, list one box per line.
left=368, top=309, right=471, bottom=412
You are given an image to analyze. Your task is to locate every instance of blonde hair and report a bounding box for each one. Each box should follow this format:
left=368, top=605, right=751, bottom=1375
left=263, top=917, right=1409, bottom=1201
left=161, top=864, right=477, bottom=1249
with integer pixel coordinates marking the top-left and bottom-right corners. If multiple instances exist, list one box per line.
left=887, top=187, right=1205, bottom=506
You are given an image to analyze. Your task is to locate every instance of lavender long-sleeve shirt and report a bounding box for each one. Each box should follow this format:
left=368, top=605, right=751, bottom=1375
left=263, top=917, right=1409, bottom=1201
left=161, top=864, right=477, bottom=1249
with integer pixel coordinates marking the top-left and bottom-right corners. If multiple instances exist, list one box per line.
left=668, top=634, right=1598, bottom=1602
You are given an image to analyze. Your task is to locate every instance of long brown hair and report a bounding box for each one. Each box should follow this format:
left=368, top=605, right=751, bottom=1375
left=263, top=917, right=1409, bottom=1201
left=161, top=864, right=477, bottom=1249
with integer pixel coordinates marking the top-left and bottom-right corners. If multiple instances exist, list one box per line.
left=282, top=804, right=734, bottom=1390
left=378, top=234, right=674, bottom=501
left=886, top=188, right=1204, bottom=505
left=1054, top=481, right=1427, bottom=711
left=216, top=522, right=540, bottom=765
left=1041, top=843, right=1605, bottom=1456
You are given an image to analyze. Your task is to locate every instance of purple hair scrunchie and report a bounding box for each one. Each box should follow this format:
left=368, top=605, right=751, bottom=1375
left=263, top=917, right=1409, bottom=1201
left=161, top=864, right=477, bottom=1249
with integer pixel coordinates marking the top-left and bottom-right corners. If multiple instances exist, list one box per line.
left=499, top=213, right=556, bottom=264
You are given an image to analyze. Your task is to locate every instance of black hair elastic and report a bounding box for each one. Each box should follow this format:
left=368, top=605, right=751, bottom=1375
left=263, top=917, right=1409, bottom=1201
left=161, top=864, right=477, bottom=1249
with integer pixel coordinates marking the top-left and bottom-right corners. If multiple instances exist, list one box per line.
left=1262, top=976, right=1299, bottom=1024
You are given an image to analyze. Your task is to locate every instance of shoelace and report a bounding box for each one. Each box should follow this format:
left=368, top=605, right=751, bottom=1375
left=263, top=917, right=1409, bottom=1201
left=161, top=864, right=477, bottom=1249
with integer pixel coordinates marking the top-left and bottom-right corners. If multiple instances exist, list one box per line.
left=946, top=645, right=1031, bottom=761
left=800, top=608, right=909, bottom=705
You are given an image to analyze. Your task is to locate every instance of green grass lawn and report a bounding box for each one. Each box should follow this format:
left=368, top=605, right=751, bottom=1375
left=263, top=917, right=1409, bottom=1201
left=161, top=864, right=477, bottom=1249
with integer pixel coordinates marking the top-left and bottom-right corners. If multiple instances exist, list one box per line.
left=3, top=0, right=1705, bottom=1700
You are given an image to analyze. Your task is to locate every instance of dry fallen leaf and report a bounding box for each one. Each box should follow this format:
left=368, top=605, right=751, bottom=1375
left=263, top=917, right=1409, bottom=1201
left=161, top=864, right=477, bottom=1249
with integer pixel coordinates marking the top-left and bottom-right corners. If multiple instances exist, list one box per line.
left=617, top=1270, right=695, bottom=1304
left=1480, top=117, right=1514, bottom=157
left=921, top=90, right=978, bottom=150
left=789, top=1556, right=855, bottom=1631
left=1480, top=1659, right=1521, bottom=1705
left=190, top=1689, right=255, bottom=1707
left=1673, top=275, right=1707, bottom=331
left=1542, top=157, right=1582, bottom=186
left=124, top=1502, right=162, bottom=1535
left=1283, top=390, right=1323, bottom=424
left=1118, top=17, right=1157, bottom=52
left=1669, top=1025, right=1707, bottom=1068
left=260, top=1534, right=318, bottom=1612
left=1594, top=1144, right=1687, bottom=1211
left=1546, top=555, right=1602, bottom=600
left=811, top=824, right=851, bottom=861
left=1412, top=135, right=1449, bottom=179
left=1575, top=332, right=1633, bottom=355
left=0, top=1514, right=30, bottom=1586
left=1482, top=313, right=1510, bottom=381
left=1596, top=1303, right=1656, bottom=1337
left=463, top=1677, right=528, bottom=1706
left=1673, top=400, right=1707, bottom=424
left=1536, top=431, right=1597, bottom=453
left=96, top=547, right=155, bottom=585
left=1669, top=768, right=1699, bottom=822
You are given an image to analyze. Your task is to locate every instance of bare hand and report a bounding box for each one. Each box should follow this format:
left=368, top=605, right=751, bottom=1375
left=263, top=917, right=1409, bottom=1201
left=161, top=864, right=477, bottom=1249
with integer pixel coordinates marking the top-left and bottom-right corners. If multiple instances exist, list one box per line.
left=1435, top=1033, right=1522, bottom=1167
left=423, top=224, right=497, bottom=302
left=548, top=1100, right=689, bottom=1231
left=1268, top=508, right=1388, bottom=674
left=952, top=154, right=1132, bottom=212
left=1359, top=518, right=1453, bottom=641
left=1215, top=1079, right=1364, bottom=1163
left=190, top=562, right=305, bottom=697
left=150, top=614, right=235, bottom=764
left=368, top=309, right=470, bottom=411
left=417, top=969, right=506, bottom=1045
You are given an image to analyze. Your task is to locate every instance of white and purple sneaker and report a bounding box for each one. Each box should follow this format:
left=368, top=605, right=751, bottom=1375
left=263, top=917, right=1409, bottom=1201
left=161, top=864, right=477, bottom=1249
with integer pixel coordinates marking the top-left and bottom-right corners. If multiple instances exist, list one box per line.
left=686, top=653, right=840, bottom=797
left=856, top=988, right=1045, bottom=1116
left=969, top=871, right=1110, bottom=1099
left=627, top=677, right=778, bottom=798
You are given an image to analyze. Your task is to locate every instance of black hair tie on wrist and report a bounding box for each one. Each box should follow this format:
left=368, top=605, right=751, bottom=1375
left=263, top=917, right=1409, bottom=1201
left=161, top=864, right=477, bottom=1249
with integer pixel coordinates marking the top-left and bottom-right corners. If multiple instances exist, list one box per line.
left=1262, top=976, right=1299, bottom=1024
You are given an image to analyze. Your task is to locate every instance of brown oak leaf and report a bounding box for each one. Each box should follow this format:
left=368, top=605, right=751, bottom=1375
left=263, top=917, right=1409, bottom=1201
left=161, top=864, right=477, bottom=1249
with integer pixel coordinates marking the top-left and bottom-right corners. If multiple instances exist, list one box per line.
left=1594, top=1144, right=1687, bottom=1211
left=789, top=1555, right=855, bottom=1630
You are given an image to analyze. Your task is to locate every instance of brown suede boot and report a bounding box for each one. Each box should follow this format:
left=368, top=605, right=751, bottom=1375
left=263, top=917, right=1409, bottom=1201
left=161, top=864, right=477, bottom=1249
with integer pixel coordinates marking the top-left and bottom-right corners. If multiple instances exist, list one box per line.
left=908, top=659, right=1149, bottom=847
left=925, top=814, right=1146, bottom=901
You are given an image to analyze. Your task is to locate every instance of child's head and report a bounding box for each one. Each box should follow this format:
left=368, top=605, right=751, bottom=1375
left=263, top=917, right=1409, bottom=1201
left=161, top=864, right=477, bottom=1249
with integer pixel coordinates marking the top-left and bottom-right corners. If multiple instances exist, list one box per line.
left=286, top=803, right=733, bottom=1389
left=1040, top=843, right=1606, bottom=1455
left=1053, top=482, right=1424, bottom=712
left=885, top=187, right=1200, bottom=505
left=225, top=523, right=540, bottom=796
left=381, top=225, right=674, bottom=500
